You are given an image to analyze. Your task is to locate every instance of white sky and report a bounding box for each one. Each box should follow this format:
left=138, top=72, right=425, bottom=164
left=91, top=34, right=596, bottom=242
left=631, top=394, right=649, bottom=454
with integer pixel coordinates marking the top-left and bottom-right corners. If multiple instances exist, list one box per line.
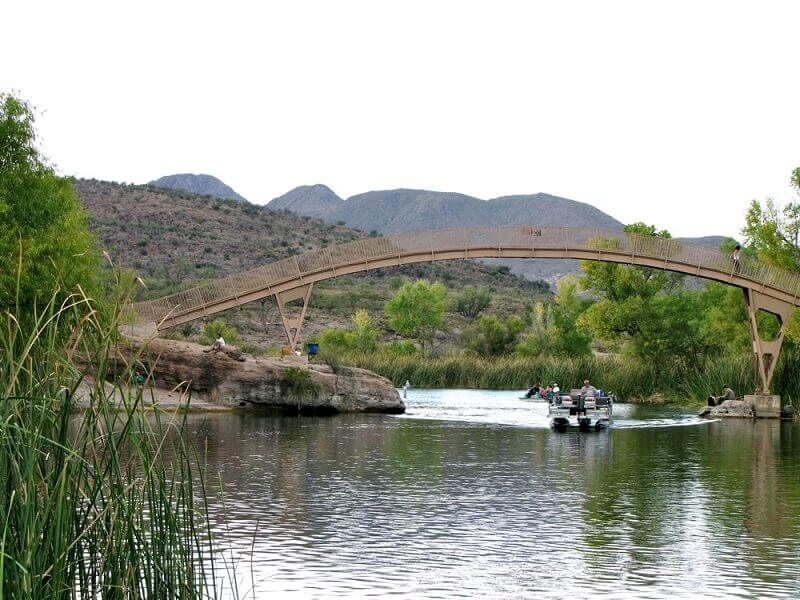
left=2, top=1, right=799, bottom=238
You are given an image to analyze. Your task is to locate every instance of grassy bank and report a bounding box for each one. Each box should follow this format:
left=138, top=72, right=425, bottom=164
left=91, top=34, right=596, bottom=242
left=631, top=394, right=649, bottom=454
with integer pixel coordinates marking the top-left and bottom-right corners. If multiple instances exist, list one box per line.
left=325, top=350, right=800, bottom=407
left=0, top=291, right=228, bottom=598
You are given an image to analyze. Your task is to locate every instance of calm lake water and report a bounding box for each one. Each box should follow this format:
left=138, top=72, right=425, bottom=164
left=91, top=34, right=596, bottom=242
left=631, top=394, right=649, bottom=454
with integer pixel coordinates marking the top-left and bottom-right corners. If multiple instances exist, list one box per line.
left=184, top=389, right=800, bottom=599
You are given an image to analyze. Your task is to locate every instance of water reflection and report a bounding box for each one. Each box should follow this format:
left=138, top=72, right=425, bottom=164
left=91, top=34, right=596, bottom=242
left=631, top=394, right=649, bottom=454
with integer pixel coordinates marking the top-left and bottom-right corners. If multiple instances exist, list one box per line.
left=178, top=390, right=800, bottom=598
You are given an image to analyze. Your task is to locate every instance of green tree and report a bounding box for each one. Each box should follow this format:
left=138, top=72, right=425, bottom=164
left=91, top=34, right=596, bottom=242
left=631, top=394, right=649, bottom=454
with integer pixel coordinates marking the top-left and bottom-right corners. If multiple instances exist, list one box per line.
left=740, top=169, right=800, bottom=343
left=463, top=314, right=524, bottom=356
left=384, top=280, right=446, bottom=351
left=452, top=286, right=492, bottom=318
left=548, top=276, right=592, bottom=356
left=0, top=94, right=100, bottom=315
left=693, top=282, right=754, bottom=355
left=579, top=223, right=685, bottom=359
left=742, top=199, right=800, bottom=270
left=742, top=191, right=800, bottom=271
left=350, top=309, right=378, bottom=353
left=516, top=276, right=592, bottom=357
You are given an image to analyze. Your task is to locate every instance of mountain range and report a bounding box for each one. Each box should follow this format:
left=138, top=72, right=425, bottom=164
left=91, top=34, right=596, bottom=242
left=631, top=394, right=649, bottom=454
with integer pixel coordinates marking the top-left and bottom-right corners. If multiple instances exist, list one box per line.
left=268, top=186, right=623, bottom=233
left=269, top=185, right=626, bottom=281
left=150, top=173, right=729, bottom=282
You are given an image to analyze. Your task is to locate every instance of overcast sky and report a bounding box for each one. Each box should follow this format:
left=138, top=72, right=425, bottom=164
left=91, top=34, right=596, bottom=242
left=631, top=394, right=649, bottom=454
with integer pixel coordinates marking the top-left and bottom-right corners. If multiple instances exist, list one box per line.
left=3, top=1, right=799, bottom=238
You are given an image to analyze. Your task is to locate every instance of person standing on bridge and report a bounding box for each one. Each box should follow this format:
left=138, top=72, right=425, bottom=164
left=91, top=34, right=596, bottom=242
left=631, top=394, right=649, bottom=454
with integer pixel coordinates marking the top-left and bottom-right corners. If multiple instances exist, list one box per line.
left=732, top=244, right=741, bottom=274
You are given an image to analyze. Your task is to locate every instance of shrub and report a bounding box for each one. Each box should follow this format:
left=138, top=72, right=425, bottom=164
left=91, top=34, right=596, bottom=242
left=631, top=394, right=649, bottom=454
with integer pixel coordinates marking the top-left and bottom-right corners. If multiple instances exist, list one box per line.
left=284, top=366, right=320, bottom=409
left=318, top=310, right=379, bottom=354
left=462, top=315, right=525, bottom=356
left=452, top=286, right=492, bottom=318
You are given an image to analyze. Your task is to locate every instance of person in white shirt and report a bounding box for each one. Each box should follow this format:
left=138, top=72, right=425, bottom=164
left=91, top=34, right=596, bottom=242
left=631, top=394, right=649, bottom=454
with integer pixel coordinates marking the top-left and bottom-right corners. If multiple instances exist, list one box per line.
left=212, top=335, right=226, bottom=352
left=579, top=379, right=597, bottom=398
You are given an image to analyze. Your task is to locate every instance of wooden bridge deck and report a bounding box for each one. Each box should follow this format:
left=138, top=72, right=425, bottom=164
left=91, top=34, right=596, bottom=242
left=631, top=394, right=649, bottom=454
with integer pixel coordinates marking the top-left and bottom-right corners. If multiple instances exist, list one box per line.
left=132, top=224, right=800, bottom=329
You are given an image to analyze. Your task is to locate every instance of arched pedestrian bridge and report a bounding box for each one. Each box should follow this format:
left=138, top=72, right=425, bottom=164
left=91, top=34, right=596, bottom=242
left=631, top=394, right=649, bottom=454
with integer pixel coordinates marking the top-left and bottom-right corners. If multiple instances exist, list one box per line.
left=132, top=225, right=800, bottom=394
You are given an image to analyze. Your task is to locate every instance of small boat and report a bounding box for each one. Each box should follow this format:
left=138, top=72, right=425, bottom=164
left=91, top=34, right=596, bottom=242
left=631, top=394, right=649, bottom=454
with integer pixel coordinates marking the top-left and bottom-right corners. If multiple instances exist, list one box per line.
left=549, top=389, right=614, bottom=431
left=518, top=396, right=548, bottom=402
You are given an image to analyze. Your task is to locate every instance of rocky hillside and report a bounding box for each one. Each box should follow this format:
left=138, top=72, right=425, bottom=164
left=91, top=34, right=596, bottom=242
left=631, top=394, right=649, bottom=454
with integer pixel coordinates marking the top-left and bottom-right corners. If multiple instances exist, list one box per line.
left=267, top=187, right=623, bottom=233
left=76, top=179, right=549, bottom=351
left=334, top=190, right=622, bottom=233
left=149, top=173, right=248, bottom=203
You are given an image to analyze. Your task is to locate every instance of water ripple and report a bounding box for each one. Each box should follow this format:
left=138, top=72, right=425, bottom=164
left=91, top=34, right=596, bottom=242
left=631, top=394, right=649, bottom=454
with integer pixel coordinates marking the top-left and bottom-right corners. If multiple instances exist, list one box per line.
left=182, top=389, right=800, bottom=598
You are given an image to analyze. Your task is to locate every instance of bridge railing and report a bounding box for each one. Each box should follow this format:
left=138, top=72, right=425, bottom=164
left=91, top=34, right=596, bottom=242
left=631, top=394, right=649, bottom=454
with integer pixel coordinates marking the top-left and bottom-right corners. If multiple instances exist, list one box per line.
left=132, top=225, right=800, bottom=324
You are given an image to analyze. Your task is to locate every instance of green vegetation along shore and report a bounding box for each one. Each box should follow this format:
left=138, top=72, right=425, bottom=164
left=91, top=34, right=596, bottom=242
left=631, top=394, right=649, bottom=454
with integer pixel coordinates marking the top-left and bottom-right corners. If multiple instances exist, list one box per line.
left=307, top=215, right=800, bottom=406
left=326, top=350, right=800, bottom=408
left=0, top=93, right=229, bottom=597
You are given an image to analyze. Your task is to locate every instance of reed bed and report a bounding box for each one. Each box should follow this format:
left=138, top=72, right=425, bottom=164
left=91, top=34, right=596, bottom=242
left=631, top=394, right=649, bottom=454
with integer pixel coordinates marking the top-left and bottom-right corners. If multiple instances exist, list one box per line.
left=0, top=287, right=230, bottom=598
left=327, top=349, right=800, bottom=406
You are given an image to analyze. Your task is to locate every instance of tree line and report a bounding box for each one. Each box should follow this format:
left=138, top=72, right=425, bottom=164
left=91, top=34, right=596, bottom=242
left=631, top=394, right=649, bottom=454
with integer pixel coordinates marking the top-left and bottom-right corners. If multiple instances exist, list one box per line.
left=318, top=204, right=800, bottom=370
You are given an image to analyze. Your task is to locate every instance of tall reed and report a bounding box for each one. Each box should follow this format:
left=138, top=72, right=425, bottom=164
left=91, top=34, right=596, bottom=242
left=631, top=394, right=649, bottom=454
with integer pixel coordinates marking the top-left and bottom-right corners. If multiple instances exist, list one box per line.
left=0, top=284, right=228, bottom=598
left=327, top=349, right=800, bottom=405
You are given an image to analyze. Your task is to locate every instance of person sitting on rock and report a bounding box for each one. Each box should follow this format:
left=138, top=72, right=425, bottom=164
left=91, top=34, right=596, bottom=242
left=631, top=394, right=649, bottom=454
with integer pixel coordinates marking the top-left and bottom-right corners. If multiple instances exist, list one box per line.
left=211, top=334, right=226, bottom=353
left=708, top=385, right=735, bottom=406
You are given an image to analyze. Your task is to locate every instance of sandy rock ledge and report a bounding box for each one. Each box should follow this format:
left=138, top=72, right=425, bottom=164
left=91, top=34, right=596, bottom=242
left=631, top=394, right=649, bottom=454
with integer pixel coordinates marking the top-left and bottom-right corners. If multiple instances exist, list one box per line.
left=118, top=337, right=405, bottom=414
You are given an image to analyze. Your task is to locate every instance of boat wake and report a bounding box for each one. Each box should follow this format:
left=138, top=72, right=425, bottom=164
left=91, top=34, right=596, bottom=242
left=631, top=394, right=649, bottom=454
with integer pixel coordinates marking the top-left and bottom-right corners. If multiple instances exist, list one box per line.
left=395, top=388, right=709, bottom=430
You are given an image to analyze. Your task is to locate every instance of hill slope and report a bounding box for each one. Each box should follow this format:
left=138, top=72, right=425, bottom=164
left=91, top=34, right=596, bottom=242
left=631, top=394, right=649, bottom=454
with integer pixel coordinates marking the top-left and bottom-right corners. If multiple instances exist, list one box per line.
left=75, top=179, right=548, bottom=350
left=148, top=173, right=248, bottom=203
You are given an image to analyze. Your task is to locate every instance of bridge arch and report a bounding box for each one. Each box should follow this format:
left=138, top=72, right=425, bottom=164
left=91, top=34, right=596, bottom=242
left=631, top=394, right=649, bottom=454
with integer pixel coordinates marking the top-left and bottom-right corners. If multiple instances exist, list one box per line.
left=132, top=225, right=800, bottom=395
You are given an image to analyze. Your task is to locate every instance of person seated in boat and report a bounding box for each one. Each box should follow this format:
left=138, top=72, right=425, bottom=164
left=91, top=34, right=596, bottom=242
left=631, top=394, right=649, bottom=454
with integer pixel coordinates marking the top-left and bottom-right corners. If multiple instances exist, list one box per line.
left=708, top=385, right=735, bottom=406
left=552, top=383, right=560, bottom=395
left=545, top=385, right=555, bottom=402
left=580, top=379, right=597, bottom=398
left=524, top=384, right=541, bottom=399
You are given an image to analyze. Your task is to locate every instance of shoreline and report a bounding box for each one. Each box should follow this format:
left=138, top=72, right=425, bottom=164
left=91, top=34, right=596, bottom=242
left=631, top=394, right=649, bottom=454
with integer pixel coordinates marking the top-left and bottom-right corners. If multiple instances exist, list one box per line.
left=75, top=377, right=235, bottom=413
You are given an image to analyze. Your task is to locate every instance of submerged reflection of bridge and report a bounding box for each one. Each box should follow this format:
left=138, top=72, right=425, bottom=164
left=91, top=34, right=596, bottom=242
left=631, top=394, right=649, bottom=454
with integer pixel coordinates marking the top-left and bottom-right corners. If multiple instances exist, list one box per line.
left=132, top=225, right=800, bottom=395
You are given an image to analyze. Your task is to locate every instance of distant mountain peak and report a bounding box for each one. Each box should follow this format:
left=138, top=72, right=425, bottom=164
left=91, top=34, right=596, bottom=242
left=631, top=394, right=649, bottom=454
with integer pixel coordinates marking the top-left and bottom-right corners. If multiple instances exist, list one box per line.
left=268, top=184, right=344, bottom=218
left=148, top=173, right=248, bottom=203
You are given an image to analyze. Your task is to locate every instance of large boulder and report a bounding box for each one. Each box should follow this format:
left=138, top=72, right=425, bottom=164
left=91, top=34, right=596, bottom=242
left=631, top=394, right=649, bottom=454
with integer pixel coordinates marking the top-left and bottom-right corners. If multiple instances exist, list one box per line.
left=119, top=337, right=404, bottom=414
left=699, top=399, right=754, bottom=418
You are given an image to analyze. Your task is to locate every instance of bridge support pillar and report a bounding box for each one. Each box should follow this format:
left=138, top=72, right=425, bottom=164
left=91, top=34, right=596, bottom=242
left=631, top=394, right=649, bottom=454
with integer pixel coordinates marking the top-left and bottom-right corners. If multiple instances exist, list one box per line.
left=743, top=288, right=794, bottom=398
left=276, top=283, right=313, bottom=352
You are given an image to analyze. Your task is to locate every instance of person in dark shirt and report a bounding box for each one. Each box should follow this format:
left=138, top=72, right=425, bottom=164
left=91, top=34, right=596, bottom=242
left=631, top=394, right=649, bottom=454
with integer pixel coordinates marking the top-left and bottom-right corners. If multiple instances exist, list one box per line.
left=708, top=385, right=735, bottom=406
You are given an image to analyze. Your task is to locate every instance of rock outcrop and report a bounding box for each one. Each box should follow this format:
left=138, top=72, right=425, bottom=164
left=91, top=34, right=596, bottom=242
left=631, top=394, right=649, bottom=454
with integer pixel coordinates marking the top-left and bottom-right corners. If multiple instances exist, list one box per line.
left=119, top=337, right=404, bottom=414
left=699, top=399, right=755, bottom=418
